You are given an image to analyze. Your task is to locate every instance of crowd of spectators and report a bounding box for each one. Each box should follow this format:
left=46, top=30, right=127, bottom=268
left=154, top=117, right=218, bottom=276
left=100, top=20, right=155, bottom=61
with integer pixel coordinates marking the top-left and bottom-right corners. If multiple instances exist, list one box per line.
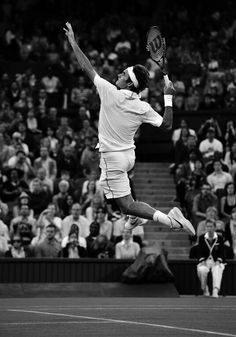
left=0, top=1, right=235, bottom=259
left=171, top=116, right=236, bottom=259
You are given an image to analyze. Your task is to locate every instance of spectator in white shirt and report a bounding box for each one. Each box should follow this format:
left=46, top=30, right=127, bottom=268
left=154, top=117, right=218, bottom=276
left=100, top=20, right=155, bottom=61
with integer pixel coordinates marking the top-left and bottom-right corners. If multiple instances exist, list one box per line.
left=199, top=127, right=223, bottom=164
left=61, top=203, right=90, bottom=239
left=207, top=160, right=233, bottom=198
left=115, top=228, right=140, bottom=259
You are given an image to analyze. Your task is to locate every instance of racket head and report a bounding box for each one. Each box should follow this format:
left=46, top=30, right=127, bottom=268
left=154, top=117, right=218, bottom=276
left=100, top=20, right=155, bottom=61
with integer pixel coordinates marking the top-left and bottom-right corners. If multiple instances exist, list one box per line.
left=146, top=26, right=165, bottom=62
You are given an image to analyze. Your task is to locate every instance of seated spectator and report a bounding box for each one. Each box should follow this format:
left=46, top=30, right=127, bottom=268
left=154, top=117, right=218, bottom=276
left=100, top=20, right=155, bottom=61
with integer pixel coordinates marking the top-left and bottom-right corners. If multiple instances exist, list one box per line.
left=0, top=226, right=9, bottom=256
left=34, top=224, right=61, bottom=257
left=52, top=179, right=71, bottom=218
left=197, top=219, right=225, bottom=298
left=5, top=234, right=34, bottom=258
left=192, top=183, right=218, bottom=227
left=196, top=206, right=219, bottom=238
left=11, top=131, right=29, bottom=156
left=80, top=136, right=100, bottom=177
left=61, top=223, right=86, bottom=248
left=35, top=204, right=62, bottom=243
left=220, top=182, right=236, bottom=222
left=33, top=167, right=54, bottom=194
left=56, top=146, right=77, bottom=178
left=86, top=221, right=100, bottom=257
left=0, top=214, right=10, bottom=244
left=224, top=141, right=236, bottom=183
left=204, top=151, right=229, bottom=175
left=115, top=228, right=140, bottom=259
left=12, top=191, right=34, bottom=218
left=29, top=178, right=51, bottom=218
left=61, top=203, right=90, bottom=239
left=171, top=119, right=196, bottom=146
left=207, top=160, right=233, bottom=199
left=69, top=75, right=92, bottom=107
left=199, top=127, right=223, bottom=165
left=174, top=150, right=202, bottom=207
left=56, top=117, right=73, bottom=142
left=41, top=66, right=62, bottom=108
left=85, top=192, right=106, bottom=223
left=17, top=221, right=35, bottom=248
left=33, top=146, right=57, bottom=183
left=41, top=126, right=59, bottom=157
left=229, top=207, right=236, bottom=257
left=224, top=120, right=236, bottom=151
left=95, top=206, right=113, bottom=240
left=0, top=132, right=15, bottom=170
left=10, top=204, right=36, bottom=236
left=7, top=149, right=35, bottom=183
left=197, top=117, right=222, bottom=142
left=80, top=180, right=99, bottom=214
left=87, top=234, right=114, bottom=258
left=1, top=167, right=29, bottom=215
left=61, top=225, right=87, bottom=258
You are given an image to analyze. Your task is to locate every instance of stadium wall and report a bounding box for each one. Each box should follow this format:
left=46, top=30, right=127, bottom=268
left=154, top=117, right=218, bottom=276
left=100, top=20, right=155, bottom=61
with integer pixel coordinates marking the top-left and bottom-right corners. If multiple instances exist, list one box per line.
left=0, top=259, right=235, bottom=295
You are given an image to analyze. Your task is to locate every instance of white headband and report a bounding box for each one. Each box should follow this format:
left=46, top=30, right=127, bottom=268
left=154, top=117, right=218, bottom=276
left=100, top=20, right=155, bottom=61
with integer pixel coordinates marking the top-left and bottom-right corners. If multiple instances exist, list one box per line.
left=127, top=66, right=139, bottom=88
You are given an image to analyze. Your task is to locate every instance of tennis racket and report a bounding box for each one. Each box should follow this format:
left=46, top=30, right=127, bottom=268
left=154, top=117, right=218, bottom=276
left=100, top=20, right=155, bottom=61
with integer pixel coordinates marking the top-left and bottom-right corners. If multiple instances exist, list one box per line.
left=146, top=26, right=170, bottom=86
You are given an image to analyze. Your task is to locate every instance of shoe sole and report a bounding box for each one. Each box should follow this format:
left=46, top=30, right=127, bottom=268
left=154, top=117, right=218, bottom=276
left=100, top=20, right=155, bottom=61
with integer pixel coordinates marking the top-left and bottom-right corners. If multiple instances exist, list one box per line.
left=170, top=207, right=196, bottom=236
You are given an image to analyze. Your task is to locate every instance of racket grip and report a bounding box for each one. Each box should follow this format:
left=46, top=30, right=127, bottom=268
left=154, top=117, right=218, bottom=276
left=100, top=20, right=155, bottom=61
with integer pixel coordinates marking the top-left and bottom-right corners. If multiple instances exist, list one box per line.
left=164, top=74, right=170, bottom=86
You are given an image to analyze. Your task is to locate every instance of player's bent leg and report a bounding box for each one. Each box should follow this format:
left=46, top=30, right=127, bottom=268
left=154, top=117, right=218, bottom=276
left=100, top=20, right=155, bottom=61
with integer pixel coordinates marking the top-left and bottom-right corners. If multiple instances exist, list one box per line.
left=115, top=195, right=195, bottom=235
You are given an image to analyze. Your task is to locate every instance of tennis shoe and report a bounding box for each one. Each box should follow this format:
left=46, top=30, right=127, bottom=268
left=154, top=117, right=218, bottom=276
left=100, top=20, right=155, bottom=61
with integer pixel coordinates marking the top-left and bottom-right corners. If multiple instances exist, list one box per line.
left=212, top=288, right=219, bottom=298
left=168, top=207, right=196, bottom=236
left=124, top=216, right=146, bottom=231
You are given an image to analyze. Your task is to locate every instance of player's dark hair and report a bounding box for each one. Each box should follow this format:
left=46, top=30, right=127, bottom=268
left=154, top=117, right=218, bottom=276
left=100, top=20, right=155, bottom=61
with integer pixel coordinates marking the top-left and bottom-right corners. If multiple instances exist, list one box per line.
left=132, top=64, right=150, bottom=93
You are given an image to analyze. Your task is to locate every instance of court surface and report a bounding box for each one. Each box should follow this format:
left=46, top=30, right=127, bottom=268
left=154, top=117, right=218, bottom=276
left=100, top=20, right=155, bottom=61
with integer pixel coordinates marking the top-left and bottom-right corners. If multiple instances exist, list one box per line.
left=1, top=296, right=236, bottom=337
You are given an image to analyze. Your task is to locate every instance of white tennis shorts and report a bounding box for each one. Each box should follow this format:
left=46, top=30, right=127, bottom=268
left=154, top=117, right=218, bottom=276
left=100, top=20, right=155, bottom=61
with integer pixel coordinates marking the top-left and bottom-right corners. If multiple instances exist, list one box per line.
left=99, top=149, right=135, bottom=199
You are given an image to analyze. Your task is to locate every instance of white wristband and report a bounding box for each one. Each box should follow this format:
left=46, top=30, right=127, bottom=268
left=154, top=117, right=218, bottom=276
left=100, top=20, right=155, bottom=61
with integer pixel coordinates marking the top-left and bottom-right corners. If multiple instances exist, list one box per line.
left=164, top=95, right=173, bottom=107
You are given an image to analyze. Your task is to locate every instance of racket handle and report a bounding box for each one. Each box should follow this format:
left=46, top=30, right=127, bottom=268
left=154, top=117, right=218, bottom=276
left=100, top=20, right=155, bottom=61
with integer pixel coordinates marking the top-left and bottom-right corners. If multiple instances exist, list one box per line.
left=164, top=74, right=170, bottom=86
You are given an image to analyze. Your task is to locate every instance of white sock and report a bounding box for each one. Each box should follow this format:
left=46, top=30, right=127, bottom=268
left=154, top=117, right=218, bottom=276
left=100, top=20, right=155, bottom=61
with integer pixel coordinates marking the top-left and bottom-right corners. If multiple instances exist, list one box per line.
left=153, top=210, right=171, bottom=227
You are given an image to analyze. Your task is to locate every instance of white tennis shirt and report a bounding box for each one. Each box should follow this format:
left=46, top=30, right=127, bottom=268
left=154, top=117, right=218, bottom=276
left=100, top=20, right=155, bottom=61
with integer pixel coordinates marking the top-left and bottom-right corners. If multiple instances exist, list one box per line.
left=94, top=74, right=163, bottom=152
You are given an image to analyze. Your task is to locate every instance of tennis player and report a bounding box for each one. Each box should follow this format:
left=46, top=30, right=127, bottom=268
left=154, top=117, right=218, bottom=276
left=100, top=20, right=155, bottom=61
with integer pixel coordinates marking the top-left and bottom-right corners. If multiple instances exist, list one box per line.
left=64, top=22, right=195, bottom=236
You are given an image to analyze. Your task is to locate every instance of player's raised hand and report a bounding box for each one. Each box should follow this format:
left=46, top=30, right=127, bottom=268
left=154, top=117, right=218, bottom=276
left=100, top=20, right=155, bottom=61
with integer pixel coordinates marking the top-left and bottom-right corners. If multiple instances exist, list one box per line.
left=63, top=22, right=75, bottom=45
left=164, top=80, right=176, bottom=96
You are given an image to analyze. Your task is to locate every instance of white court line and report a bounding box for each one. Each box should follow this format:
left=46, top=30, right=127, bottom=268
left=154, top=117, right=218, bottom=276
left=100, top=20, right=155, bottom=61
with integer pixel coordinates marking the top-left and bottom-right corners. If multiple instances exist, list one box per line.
left=3, top=306, right=236, bottom=311
left=0, top=321, right=110, bottom=326
left=8, top=309, right=236, bottom=337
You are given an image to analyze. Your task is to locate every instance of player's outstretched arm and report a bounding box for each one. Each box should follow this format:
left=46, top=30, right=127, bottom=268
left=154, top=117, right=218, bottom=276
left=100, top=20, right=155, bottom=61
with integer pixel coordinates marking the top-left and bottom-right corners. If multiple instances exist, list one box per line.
left=160, top=81, right=175, bottom=131
left=64, top=22, right=96, bottom=82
